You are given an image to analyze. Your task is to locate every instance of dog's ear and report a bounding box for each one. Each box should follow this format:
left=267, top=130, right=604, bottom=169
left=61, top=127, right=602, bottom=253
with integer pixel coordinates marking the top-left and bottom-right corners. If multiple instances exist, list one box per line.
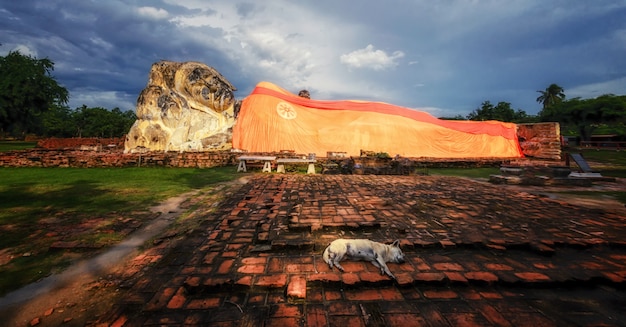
left=392, top=240, right=400, bottom=247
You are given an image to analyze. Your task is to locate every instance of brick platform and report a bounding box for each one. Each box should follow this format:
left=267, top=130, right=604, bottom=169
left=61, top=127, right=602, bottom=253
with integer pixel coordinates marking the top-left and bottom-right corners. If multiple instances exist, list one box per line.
left=90, top=175, right=626, bottom=325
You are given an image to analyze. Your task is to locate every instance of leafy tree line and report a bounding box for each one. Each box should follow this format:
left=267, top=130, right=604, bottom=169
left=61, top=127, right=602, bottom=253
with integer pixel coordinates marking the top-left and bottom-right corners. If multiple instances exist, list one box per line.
left=535, top=83, right=626, bottom=141
left=452, top=83, right=626, bottom=141
left=465, top=101, right=537, bottom=123
left=38, top=105, right=136, bottom=138
left=1, top=50, right=135, bottom=139
left=540, top=93, right=626, bottom=141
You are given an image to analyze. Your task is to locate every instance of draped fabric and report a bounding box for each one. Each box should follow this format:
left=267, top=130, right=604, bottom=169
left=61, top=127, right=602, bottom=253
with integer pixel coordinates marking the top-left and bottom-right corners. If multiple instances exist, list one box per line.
left=232, top=82, right=524, bottom=158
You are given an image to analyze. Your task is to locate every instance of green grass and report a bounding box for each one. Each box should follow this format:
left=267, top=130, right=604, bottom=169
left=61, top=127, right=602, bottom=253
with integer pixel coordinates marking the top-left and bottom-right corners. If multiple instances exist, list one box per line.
left=0, top=166, right=240, bottom=295
left=577, top=149, right=626, bottom=166
left=428, top=149, right=626, bottom=206
left=427, top=149, right=626, bottom=179
left=567, top=148, right=626, bottom=178
left=0, top=141, right=37, bottom=152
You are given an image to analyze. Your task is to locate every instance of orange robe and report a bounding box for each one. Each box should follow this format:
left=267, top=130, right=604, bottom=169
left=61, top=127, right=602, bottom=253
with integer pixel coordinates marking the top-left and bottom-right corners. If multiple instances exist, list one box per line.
left=233, top=82, right=524, bottom=158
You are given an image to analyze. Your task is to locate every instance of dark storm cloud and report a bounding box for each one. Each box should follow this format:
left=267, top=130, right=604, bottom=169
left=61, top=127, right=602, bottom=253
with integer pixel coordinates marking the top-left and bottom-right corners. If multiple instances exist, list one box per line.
left=2, top=0, right=625, bottom=117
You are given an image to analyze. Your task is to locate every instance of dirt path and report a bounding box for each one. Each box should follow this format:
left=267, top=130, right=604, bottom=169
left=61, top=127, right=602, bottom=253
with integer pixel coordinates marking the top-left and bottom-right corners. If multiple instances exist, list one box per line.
left=0, top=177, right=250, bottom=327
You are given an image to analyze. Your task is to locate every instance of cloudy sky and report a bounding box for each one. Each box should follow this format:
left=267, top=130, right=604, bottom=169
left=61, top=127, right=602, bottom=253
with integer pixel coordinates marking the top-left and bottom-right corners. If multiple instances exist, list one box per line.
left=2, top=1, right=625, bottom=118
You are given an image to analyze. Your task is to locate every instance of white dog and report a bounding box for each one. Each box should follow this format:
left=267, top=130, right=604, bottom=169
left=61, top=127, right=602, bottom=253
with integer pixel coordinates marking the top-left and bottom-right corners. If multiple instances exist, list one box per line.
left=322, top=239, right=405, bottom=279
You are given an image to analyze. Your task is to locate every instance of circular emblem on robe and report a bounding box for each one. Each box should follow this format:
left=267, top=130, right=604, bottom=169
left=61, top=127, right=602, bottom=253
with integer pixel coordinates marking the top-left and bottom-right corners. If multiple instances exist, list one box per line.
left=276, top=102, right=297, bottom=120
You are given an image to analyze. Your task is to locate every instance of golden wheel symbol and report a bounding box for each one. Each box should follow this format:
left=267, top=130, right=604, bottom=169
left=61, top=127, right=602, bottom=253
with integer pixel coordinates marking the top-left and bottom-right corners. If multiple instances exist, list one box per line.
left=276, top=102, right=297, bottom=120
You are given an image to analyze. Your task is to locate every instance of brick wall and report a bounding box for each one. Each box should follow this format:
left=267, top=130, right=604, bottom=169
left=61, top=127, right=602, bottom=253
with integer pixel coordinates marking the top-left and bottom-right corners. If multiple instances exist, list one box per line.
left=2, top=124, right=564, bottom=168
left=517, top=122, right=561, bottom=160
left=0, top=149, right=238, bottom=168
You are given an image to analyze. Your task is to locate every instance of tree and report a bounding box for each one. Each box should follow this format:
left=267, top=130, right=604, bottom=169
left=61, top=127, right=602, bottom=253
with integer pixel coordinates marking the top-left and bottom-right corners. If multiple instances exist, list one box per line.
left=0, top=51, right=69, bottom=138
left=38, top=105, right=75, bottom=137
left=439, top=114, right=467, bottom=120
left=539, top=94, right=626, bottom=141
left=466, top=101, right=533, bottom=122
left=70, top=105, right=136, bottom=138
left=536, top=83, right=565, bottom=109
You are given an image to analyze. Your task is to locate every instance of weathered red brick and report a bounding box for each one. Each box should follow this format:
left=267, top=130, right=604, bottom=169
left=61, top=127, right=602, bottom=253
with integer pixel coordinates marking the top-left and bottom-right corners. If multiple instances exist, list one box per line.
left=514, top=272, right=550, bottom=282
left=394, top=272, right=414, bottom=286
left=419, top=305, right=448, bottom=326
left=484, top=263, right=513, bottom=271
left=237, top=264, right=266, bottom=274
left=272, top=303, right=303, bottom=317
left=256, top=274, right=288, bottom=288
left=327, top=315, right=366, bottom=327
left=324, top=289, right=343, bottom=301
left=533, top=262, right=556, bottom=270
left=167, top=287, right=187, bottom=309
left=410, top=257, right=432, bottom=271
left=268, top=257, right=284, bottom=273
left=186, top=297, right=221, bottom=309
left=433, top=262, right=464, bottom=271
left=265, top=317, right=301, bottom=327
left=306, top=305, right=327, bottom=327
left=446, top=313, right=489, bottom=327
left=144, top=287, right=176, bottom=311
left=307, top=288, right=324, bottom=302
left=359, top=271, right=389, bottom=283
left=341, top=272, right=360, bottom=285
left=236, top=276, right=253, bottom=287
left=444, top=271, right=468, bottom=284
left=110, top=315, right=128, bottom=327
left=464, top=271, right=499, bottom=284
left=315, top=260, right=333, bottom=273
left=602, top=272, right=625, bottom=283
left=384, top=314, right=428, bottom=327
left=286, top=263, right=316, bottom=273
left=380, top=288, right=404, bottom=301
left=414, top=272, right=446, bottom=282
left=217, top=259, right=235, bottom=274
left=423, top=289, right=459, bottom=299
left=440, top=240, right=456, bottom=248
left=287, top=275, right=307, bottom=299
left=308, top=273, right=341, bottom=283
left=345, top=289, right=382, bottom=301
left=222, top=250, right=239, bottom=257
left=203, top=277, right=231, bottom=287
left=475, top=303, right=512, bottom=326
left=242, top=257, right=268, bottom=265
left=327, top=302, right=359, bottom=315
left=183, top=276, right=202, bottom=288
left=458, top=289, right=482, bottom=300
left=486, top=244, right=507, bottom=251
left=479, top=291, right=503, bottom=299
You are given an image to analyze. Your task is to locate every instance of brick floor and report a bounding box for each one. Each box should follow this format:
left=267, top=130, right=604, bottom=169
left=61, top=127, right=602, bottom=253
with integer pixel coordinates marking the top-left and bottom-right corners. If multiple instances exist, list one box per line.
left=93, top=174, right=626, bottom=326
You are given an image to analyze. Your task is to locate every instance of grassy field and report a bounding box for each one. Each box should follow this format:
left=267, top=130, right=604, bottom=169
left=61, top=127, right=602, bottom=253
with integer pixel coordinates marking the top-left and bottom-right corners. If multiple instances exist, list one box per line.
left=0, top=141, right=37, bottom=152
left=428, top=149, right=626, bottom=204
left=0, top=147, right=624, bottom=296
left=0, top=166, right=240, bottom=296
left=428, top=148, right=626, bottom=179
left=569, top=148, right=626, bottom=178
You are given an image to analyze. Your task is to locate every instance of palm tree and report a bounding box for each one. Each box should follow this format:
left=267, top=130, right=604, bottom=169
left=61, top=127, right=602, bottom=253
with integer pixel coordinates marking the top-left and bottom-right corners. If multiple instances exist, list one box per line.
left=536, top=84, right=565, bottom=109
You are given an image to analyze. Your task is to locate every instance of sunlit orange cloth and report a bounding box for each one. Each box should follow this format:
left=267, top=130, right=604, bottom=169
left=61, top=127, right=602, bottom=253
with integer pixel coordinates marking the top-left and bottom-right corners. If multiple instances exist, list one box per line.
left=233, top=82, right=524, bottom=158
